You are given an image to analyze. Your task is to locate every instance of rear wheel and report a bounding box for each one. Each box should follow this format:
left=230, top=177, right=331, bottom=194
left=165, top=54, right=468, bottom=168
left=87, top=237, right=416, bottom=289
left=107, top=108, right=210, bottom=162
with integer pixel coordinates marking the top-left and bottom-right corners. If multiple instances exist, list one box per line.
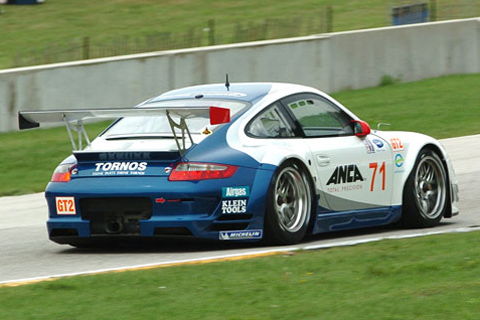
left=402, top=148, right=447, bottom=227
left=264, top=161, right=313, bottom=245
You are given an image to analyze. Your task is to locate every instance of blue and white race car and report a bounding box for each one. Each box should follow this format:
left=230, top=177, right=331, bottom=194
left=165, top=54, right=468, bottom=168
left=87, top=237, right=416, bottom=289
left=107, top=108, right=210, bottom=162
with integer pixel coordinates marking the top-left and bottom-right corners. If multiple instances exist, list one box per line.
left=19, top=82, right=459, bottom=246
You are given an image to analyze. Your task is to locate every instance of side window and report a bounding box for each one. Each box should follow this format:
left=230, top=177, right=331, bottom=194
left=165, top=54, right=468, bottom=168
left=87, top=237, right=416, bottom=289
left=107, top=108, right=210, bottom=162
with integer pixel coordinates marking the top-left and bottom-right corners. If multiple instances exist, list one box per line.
left=246, top=103, right=295, bottom=138
left=285, top=94, right=354, bottom=137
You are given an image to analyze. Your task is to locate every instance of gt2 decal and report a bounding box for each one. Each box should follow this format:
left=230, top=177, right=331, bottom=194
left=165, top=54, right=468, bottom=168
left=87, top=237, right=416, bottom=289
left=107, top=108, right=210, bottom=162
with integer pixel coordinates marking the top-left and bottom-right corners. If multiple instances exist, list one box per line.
left=369, top=162, right=386, bottom=191
left=219, top=230, right=262, bottom=240
left=221, top=200, right=247, bottom=214
left=327, top=165, right=364, bottom=185
left=390, top=138, right=404, bottom=151
left=56, top=197, right=76, bottom=215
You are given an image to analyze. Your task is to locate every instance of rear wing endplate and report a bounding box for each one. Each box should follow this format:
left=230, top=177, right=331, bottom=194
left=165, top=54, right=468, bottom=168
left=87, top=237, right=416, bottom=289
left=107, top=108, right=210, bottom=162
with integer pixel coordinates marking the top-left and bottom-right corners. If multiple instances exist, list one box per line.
left=18, top=106, right=230, bottom=155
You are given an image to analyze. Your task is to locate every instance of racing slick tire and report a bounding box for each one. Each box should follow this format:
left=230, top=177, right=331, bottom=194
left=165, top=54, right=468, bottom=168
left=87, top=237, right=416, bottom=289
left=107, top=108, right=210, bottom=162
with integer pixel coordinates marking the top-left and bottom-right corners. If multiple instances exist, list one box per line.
left=402, top=148, right=447, bottom=228
left=264, top=160, right=313, bottom=245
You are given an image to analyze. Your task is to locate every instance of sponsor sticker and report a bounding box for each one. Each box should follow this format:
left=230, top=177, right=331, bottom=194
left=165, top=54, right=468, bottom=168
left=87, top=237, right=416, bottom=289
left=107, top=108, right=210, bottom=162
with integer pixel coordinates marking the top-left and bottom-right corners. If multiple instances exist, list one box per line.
left=363, top=140, right=375, bottom=154
left=395, top=154, right=404, bottom=168
left=326, top=164, right=364, bottom=193
left=221, top=199, right=247, bottom=214
left=219, top=230, right=263, bottom=240
left=390, top=138, right=404, bottom=151
left=55, top=197, right=76, bottom=215
left=222, top=186, right=250, bottom=198
left=92, top=161, right=148, bottom=176
left=372, top=139, right=384, bottom=148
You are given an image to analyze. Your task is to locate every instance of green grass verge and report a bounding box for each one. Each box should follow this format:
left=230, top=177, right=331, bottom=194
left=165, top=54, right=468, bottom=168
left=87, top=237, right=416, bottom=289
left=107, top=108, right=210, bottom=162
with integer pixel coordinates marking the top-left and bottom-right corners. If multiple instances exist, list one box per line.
left=0, top=0, right=479, bottom=69
left=0, top=73, right=478, bottom=196
left=1, top=231, right=480, bottom=319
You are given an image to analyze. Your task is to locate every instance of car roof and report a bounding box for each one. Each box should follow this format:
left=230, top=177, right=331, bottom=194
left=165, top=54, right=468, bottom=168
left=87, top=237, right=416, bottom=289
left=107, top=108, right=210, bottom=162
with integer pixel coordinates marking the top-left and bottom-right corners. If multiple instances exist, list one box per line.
left=148, top=82, right=315, bottom=105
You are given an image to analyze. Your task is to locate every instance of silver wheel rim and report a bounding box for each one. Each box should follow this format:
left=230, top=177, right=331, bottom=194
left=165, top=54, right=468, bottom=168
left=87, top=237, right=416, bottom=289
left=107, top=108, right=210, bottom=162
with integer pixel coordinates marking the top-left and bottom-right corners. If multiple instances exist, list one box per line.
left=414, top=155, right=446, bottom=220
left=273, top=166, right=310, bottom=233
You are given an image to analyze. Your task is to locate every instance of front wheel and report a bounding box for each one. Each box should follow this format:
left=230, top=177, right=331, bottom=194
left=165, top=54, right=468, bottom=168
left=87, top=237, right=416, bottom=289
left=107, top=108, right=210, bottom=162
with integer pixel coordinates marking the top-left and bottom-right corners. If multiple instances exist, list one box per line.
left=402, top=148, right=447, bottom=227
left=264, top=161, right=313, bottom=245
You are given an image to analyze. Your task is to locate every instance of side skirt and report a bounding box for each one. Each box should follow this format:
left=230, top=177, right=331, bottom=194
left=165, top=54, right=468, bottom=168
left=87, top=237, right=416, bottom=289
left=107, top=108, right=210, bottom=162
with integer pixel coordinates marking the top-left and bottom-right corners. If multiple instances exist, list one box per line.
left=312, top=206, right=402, bottom=235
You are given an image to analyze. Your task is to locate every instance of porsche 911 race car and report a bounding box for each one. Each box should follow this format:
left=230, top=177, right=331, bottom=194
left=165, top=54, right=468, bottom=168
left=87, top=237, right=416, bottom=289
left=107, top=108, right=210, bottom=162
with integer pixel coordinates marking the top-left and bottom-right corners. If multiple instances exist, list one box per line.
left=19, top=82, right=459, bottom=246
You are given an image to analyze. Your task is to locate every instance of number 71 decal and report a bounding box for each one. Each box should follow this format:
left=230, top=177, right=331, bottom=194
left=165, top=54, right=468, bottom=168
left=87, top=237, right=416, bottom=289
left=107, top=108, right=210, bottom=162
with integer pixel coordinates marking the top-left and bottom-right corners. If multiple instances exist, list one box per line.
left=369, top=162, right=386, bottom=191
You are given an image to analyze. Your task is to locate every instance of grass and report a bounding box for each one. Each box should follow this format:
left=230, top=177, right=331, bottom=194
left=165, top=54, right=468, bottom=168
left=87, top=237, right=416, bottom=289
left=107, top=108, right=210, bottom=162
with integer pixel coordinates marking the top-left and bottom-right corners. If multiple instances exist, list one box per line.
left=1, top=231, right=479, bottom=319
left=0, top=0, right=479, bottom=69
left=0, top=73, right=478, bottom=196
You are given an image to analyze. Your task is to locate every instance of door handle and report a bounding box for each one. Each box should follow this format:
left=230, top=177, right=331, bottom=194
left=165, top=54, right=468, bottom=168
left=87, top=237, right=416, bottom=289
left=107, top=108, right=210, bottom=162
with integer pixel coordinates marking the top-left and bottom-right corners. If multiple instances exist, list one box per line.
left=316, top=155, right=330, bottom=167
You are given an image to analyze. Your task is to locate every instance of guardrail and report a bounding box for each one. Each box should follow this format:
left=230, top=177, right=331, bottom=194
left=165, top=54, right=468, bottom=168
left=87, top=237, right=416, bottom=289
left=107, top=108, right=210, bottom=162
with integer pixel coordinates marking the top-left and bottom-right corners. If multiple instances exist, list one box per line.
left=0, top=18, right=479, bottom=132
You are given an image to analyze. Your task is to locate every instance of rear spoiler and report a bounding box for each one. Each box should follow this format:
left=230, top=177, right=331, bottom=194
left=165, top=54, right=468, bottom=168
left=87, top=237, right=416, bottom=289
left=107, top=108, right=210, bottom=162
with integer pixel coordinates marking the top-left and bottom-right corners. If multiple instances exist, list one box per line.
left=18, top=106, right=230, bottom=154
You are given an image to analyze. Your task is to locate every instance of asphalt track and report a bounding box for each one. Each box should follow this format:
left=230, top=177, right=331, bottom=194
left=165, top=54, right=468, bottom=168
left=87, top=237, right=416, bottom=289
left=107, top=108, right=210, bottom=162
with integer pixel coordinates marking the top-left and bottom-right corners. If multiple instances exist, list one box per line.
left=1, top=135, right=479, bottom=285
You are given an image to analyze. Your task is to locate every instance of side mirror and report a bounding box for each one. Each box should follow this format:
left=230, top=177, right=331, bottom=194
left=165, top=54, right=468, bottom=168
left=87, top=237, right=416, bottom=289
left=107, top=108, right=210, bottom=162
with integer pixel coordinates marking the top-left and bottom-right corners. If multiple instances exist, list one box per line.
left=352, top=120, right=371, bottom=137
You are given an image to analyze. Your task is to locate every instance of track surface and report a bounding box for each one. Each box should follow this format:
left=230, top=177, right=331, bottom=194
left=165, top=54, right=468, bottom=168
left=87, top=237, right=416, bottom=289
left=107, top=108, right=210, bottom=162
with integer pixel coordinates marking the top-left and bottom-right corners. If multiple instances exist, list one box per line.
left=1, top=135, right=479, bottom=284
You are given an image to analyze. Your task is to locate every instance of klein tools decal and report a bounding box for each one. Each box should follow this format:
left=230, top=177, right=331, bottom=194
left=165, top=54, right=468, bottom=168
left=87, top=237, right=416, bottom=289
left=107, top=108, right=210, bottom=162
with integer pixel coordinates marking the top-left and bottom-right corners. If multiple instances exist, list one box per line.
left=92, top=162, right=148, bottom=176
left=221, top=199, right=247, bottom=214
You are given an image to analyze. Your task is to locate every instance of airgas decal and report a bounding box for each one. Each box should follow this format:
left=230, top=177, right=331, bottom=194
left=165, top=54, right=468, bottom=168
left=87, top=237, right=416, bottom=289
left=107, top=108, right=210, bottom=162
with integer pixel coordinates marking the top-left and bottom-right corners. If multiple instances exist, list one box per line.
left=92, top=162, right=148, bottom=176
left=222, top=186, right=250, bottom=198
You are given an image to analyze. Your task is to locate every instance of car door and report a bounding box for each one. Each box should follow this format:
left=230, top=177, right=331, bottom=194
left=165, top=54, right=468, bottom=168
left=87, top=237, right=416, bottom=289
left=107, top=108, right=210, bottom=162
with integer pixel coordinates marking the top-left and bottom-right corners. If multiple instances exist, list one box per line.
left=280, top=93, right=393, bottom=213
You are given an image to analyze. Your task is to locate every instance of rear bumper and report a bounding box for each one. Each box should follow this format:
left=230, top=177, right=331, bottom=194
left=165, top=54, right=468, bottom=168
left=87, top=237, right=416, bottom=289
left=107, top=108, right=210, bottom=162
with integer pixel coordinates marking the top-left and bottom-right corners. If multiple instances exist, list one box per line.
left=45, top=165, right=276, bottom=245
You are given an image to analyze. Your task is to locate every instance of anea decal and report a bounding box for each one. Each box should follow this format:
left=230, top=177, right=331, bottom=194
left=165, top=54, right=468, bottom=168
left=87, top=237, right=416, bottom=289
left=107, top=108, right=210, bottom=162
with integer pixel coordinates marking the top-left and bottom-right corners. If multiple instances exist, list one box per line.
left=219, top=230, right=263, bottom=240
left=326, top=164, right=365, bottom=193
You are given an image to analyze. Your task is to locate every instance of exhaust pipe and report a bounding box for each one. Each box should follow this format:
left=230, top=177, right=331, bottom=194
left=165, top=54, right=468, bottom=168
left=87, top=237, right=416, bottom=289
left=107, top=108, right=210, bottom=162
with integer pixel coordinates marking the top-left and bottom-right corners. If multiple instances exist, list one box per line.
left=105, top=219, right=123, bottom=234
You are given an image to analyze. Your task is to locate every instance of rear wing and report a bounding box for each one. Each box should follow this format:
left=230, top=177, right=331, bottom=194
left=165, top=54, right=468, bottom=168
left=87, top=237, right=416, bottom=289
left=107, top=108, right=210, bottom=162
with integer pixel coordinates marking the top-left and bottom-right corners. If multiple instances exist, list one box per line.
left=18, top=106, right=230, bottom=154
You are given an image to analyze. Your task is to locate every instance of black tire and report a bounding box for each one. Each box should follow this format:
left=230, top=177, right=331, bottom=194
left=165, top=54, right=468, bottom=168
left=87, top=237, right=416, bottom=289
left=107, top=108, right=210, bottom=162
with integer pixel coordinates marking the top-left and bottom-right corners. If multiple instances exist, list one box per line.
left=264, top=160, right=313, bottom=245
left=402, top=148, right=447, bottom=228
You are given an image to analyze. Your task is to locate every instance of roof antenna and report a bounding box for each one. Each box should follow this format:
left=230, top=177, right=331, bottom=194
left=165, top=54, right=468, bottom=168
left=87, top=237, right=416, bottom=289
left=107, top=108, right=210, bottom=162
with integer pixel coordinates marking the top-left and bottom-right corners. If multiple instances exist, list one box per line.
left=225, top=74, right=230, bottom=91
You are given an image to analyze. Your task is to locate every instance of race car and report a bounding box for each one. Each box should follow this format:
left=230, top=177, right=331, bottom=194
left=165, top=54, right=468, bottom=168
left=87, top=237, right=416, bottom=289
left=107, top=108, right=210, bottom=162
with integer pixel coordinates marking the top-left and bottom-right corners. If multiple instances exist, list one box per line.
left=19, top=82, right=460, bottom=246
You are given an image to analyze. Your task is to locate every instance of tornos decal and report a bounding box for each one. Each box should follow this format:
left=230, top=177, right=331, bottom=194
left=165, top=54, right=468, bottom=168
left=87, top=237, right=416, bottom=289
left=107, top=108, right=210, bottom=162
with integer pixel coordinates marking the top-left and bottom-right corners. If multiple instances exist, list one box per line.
left=222, top=186, right=250, bottom=198
left=390, top=138, right=404, bottom=151
left=327, top=165, right=364, bottom=185
left=56, top=197, right=76, bottom=215
left=221, top=200, right=247, bottom=214
left=92, top=162, right=148, bottom=176
left=219, top=230, right=263, bottom=240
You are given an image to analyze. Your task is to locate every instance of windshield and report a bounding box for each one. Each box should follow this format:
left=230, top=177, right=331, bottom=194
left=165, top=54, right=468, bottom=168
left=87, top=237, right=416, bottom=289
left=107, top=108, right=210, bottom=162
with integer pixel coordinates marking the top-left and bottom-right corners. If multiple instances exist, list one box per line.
left=102, top=99, right=249, bottom=138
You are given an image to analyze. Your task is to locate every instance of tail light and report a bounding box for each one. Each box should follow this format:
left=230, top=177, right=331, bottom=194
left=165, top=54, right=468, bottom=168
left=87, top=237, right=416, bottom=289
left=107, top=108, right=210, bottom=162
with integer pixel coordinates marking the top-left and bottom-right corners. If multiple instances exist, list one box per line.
left=51, top=164, right=77, bottom=183
left=168, top=162, right=238, bottom=181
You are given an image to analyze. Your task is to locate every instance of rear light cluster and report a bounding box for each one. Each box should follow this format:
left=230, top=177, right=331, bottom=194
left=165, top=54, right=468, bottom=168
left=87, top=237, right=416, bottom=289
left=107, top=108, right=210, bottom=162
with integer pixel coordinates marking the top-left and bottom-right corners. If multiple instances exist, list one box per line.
left=51, top=164, right=77, bottom=183
left=168, top=162, right=238, bottom=181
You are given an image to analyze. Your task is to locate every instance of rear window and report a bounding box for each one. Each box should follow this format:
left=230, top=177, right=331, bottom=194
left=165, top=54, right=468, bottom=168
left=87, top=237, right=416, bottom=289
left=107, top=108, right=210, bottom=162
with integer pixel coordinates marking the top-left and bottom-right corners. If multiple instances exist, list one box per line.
left=102, top=99, right=249, bottom=137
